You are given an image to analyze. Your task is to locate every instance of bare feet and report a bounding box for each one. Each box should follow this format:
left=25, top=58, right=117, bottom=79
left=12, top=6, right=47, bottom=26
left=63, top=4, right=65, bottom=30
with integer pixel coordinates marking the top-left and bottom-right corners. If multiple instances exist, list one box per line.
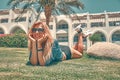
left=83, top=30, right=93, bottom=38
left=75, top=24, right=83, bottom=33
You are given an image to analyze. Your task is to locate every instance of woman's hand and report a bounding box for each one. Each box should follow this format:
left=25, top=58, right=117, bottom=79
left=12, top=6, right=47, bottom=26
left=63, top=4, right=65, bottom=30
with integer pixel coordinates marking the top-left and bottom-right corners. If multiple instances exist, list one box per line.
left=37, top=34, right=48, bottom=45
left=28, top=34, right=35, bottom=42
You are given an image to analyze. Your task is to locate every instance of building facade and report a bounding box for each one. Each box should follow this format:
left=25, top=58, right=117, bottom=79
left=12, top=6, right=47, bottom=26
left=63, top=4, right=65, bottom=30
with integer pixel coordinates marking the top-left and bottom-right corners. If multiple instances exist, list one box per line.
left=0, top=9, right=120, bottom=49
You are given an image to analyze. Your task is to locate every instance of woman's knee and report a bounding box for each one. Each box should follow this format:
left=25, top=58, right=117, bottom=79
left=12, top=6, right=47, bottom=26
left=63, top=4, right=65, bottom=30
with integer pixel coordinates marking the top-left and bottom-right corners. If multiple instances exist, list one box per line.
left=71, top=53, right=82, bottom=58
left=71, top=48, right=82, bottom=58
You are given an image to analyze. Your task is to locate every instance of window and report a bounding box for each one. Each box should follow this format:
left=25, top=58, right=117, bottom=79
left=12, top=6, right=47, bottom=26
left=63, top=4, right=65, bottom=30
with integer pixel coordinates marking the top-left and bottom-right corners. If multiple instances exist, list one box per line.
left=0, top=29, right=4, bottom=34
left=57, top=36, right=68, bottom=42
left=74, top=35, right=78, bottom=42
left=0, top=31, right=4, bottom=34
left=112, top=34, right=120, bottom=41
left=14, top=17, right=26, bottom=22
left=91, top=22, right=104, bottom=27
left=112, top=31, right=120, bottom=41
left=81, top=23, right=87, bottom=28
left=18, top=17, right=26, bottom=22
left=57, top=24, right=68, bottom=29
left=49, top=25, right=53, bottom=29
left=1, top=18, right=8, bottom=23
left=73, top=23, right=87, bottom=28
left=109, top=21, right=120, bottom=27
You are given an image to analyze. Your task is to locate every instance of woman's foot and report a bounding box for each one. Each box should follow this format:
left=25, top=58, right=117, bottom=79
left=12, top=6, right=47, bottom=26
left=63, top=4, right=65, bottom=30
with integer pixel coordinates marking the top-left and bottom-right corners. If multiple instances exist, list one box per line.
left=83, top=30, right=93, bottom=38
left=75, top=24, right=83, bottom=33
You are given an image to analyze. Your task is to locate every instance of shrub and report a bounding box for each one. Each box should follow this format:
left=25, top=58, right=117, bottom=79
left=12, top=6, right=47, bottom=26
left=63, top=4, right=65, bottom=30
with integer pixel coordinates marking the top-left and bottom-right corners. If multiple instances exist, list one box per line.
left=0, top=34, right=28, bottom=48
left=89, top=34, right=102, bottom=44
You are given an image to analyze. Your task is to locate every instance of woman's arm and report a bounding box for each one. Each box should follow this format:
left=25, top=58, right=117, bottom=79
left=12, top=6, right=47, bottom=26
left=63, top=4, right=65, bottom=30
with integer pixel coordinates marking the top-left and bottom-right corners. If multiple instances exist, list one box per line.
left=37, top=35, right=48, bottom=66
left=28, top=34, right=34, bottom=50
left=28, top=34, right=35, bottom=41
left=37, top=44, right=46, bottom=66
left=28, top=34, right=38, bottom=65
left=28, top=39, right=32, bottom=51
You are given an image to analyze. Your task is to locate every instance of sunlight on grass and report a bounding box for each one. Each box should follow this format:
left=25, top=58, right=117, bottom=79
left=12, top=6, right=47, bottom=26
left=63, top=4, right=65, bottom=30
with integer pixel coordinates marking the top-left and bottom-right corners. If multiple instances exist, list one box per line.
left=0, top=47, right=120, bottom=80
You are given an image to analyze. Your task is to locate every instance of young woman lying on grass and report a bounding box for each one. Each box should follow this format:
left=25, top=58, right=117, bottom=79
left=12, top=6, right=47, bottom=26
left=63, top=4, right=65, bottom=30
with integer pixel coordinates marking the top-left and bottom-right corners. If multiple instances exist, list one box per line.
left=28, top=22, right=92, bottom=66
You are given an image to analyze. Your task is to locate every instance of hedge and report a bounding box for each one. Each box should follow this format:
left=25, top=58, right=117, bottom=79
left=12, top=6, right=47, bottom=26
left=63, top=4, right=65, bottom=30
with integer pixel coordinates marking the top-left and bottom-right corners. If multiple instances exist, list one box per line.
left=0, top=34, right=28, bottom=48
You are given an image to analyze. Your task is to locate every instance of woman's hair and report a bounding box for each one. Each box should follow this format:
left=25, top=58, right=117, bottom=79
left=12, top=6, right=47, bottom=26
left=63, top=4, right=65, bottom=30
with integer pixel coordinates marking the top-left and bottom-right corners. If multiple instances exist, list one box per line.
left=28, top=22, right=53, bottom=56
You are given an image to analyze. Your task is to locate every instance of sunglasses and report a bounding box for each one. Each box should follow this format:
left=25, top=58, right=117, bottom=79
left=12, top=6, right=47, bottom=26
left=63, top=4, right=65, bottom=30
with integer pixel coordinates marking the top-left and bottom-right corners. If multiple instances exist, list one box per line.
left=32, top=28, right=44, bottom=32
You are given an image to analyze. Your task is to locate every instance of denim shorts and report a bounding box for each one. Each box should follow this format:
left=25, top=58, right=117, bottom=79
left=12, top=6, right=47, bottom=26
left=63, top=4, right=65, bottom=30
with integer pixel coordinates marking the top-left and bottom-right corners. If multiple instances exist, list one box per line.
left=45, top=39, right=63, bottom=65
left=52, top=39, right=63, bottom=61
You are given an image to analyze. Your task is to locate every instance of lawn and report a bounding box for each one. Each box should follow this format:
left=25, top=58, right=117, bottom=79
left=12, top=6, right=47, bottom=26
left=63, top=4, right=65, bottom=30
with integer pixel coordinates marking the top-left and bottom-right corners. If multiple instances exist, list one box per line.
left=0, top=47, right=120, bottom=80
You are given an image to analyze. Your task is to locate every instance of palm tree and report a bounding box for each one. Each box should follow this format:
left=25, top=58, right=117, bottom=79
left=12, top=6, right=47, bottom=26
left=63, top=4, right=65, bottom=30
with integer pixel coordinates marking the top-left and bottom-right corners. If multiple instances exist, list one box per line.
left=8, top=0, right=84, bottom=26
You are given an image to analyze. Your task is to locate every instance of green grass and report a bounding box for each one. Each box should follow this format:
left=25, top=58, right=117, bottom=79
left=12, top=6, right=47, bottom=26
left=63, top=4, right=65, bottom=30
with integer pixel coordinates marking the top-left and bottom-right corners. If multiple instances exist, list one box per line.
left=0, top=47, right=120, bottom=80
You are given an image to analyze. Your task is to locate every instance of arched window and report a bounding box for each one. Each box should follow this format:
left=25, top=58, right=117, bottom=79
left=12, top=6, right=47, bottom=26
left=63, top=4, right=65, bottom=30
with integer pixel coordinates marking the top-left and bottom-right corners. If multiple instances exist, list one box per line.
left=10, top=27, right=26, bottom=34
left=112, top=31, right=120, bottom=44
left=94, top=31, right=106, bottom=41
left=0, top=28, right=4, bottom=34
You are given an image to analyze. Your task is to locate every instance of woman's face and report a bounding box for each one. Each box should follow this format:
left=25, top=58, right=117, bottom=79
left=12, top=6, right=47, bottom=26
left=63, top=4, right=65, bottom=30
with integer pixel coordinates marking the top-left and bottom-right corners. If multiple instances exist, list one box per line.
left=32, top=24, right=45, bottom=40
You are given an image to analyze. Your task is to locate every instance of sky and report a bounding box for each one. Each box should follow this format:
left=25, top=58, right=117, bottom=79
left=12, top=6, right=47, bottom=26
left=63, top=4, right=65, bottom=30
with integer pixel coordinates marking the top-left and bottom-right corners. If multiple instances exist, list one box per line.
left=0, top=0, right=120, bottom=13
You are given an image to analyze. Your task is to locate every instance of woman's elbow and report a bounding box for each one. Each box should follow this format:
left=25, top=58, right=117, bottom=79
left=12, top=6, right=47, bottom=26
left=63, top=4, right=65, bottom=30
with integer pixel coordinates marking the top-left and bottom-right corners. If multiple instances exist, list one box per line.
left=40, top=62, right=46, bottom=66
left=30, top=60, right=38, bottom=66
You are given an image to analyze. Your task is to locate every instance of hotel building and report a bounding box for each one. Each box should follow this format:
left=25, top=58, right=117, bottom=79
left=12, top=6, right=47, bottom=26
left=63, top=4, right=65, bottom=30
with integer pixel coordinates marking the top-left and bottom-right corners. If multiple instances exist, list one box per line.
left=0, top=9, right=120, bottom=49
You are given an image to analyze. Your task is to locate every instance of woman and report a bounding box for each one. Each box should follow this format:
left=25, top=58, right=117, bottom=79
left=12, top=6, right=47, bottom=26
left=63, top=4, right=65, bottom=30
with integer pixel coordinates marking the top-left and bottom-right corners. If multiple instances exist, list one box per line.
left=28, top=22, right=90, bottom=66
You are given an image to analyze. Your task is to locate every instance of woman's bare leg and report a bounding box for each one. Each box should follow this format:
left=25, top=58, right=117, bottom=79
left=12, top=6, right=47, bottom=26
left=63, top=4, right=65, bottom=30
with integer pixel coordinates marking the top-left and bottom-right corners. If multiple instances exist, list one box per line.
left=73, top=33, right=84, bottom=54
left=71, top=33, right=83, bottom=58
left=73, top=43, right=78, bottom=50
left=77, top=33, right=84, bottom=53
left=70, top=48, right=82, bottom=58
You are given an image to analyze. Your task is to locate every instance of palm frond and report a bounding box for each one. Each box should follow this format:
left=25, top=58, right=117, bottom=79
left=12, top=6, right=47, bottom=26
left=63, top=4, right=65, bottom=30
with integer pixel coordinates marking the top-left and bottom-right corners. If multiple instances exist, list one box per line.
left=36, top=4, right=42, bottom=13
left=36, top=11, right=42, bottom=21
left=11, top=0, right=20, bottom=9
left=8, top=0, right=84, bottom=25
left=36, top=5, right=43, bottom=21
left=53, top=0, right=83, bottom=15
left=7, top=0, right=15, bottom=5
left=64, top=0, right=84, bottom=9
left=52, top=8, right=60, bottom=15
left=14, top=15, right=22, bottom=22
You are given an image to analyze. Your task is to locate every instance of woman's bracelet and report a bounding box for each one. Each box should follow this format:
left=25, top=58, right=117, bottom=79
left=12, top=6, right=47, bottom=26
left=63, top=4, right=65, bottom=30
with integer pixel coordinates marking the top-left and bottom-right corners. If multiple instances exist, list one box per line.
left=37, top=48, right=43, bottom=52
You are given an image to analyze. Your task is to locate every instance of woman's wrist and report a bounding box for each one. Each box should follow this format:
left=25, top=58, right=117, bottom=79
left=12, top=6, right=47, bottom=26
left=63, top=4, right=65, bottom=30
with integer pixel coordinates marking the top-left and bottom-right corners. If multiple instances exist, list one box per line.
left=37, top=43, right=43, bottom=52
left=29, top=34, right=35, bottom=41
left=37, top=48, right=43, bottom=52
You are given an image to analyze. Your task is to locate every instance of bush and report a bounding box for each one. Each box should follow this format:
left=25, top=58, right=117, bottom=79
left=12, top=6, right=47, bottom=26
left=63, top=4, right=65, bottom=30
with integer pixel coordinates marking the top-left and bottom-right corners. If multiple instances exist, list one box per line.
left=89, top=34, right=102, bottom=44
left=0, top=34, right=28, bottom=48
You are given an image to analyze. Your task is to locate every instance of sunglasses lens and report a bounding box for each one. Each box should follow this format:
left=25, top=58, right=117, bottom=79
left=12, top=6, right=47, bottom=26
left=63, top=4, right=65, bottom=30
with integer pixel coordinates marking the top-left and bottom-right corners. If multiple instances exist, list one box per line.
left=32, top=28, right=37, bottom=32
left=32, top=28, right=44, bottom=32
left=38, top=28, right=44, bottom=32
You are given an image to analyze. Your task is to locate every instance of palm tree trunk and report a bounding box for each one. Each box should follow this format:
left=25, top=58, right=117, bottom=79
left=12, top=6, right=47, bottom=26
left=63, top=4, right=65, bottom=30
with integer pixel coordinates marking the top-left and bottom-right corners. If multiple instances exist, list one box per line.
left=44, top=4, right=52, bottom=27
